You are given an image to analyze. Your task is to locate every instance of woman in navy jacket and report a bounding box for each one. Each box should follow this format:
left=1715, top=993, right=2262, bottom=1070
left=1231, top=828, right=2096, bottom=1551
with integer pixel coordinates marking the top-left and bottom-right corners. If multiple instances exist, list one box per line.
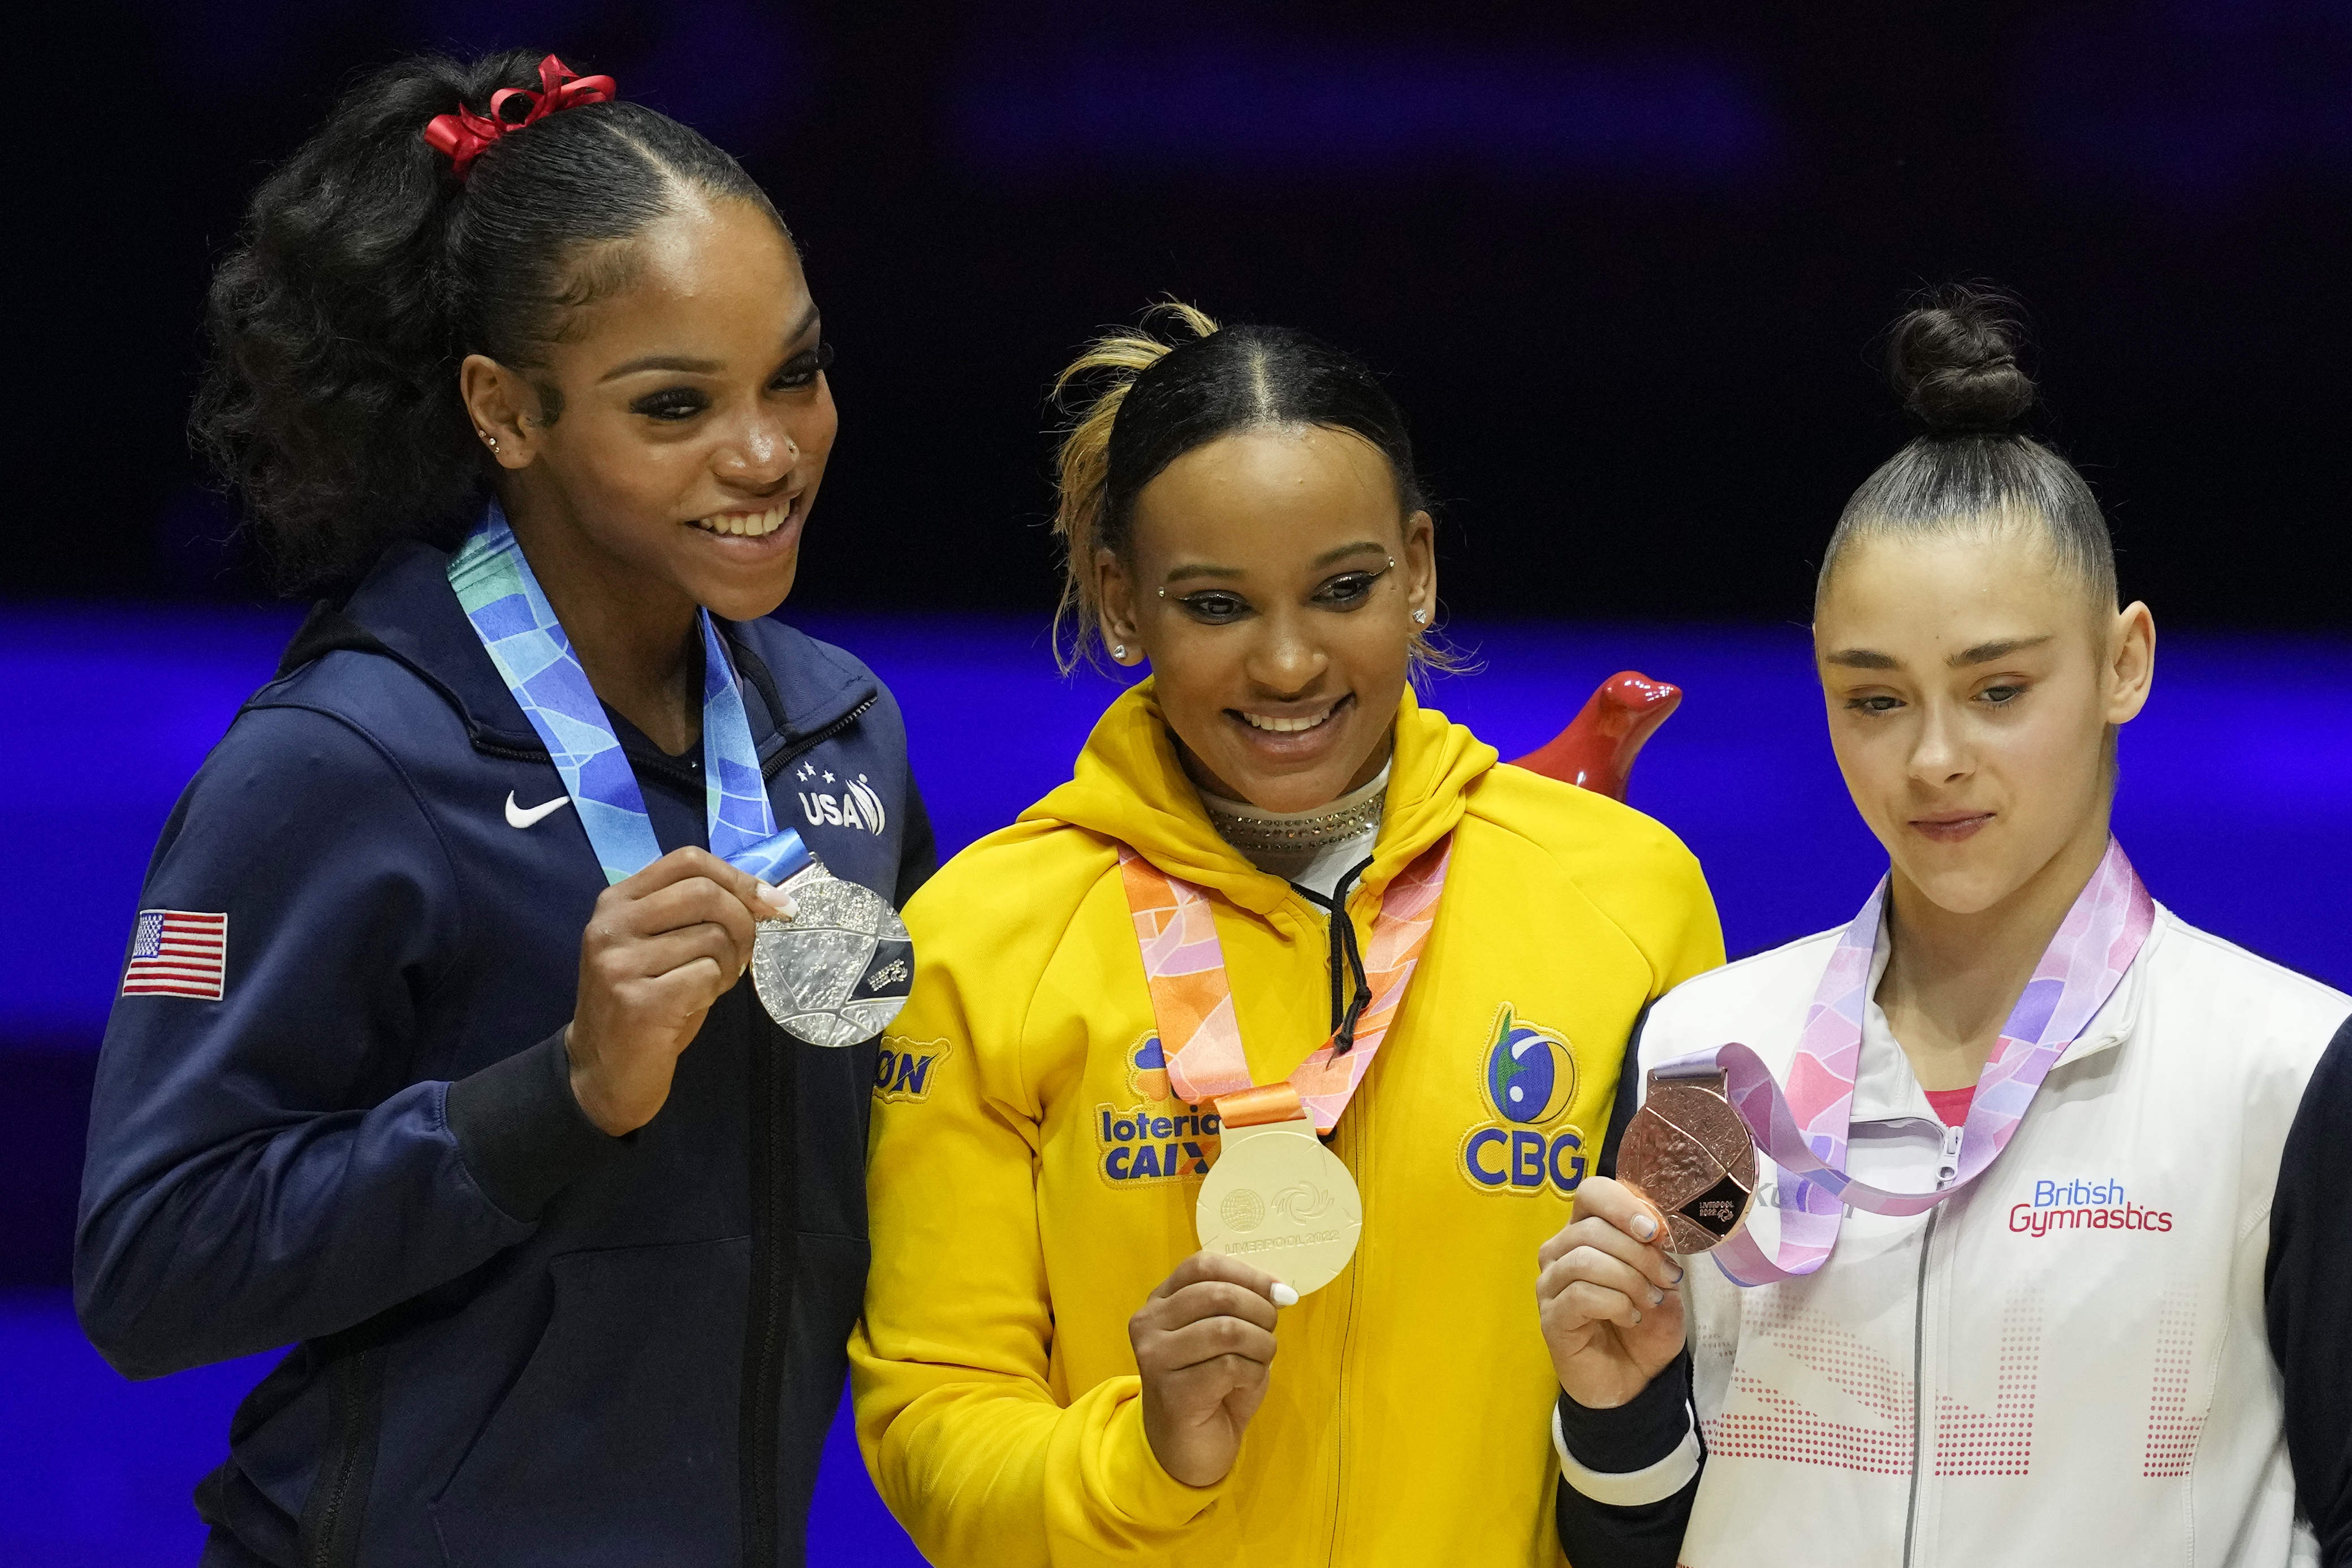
left=75, top=49, right=933, bottom=1566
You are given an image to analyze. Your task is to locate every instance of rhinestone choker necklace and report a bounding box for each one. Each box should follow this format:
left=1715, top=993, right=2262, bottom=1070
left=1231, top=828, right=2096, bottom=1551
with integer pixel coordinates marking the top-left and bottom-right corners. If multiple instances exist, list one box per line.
left=1200, top=768, right=1388, bottom=859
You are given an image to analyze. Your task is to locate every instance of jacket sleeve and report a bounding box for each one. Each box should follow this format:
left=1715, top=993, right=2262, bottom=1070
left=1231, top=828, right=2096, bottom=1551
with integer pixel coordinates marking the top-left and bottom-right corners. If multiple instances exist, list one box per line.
left=2266, top=1010, right=2352, bottom=1565
left=75, top=702, right=610, bottom=1379
left=1553, top=1354, right=1704, bottom=1568
left=894, top=767, right=939, bottom=908
left=1557, top=1007, right=1702, bottom=1565
left=851, top=868, right=1224, bottom=1566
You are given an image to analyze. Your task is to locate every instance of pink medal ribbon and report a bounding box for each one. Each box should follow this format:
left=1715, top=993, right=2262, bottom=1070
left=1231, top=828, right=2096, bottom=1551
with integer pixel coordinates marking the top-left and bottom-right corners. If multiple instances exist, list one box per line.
left=1660, top=837, right=2155, bottom=1286
left=1118, top=839, right=1452, bottom=1132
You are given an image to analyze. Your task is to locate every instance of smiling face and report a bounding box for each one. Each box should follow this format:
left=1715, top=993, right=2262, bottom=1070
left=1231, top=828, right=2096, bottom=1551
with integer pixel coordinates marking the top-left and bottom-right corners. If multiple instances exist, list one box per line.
left=460, top=193, right=835, bottom=624
left=1814, top=519, right=2155, bottom=918
left=1096, top=426, right=1435, bottom=813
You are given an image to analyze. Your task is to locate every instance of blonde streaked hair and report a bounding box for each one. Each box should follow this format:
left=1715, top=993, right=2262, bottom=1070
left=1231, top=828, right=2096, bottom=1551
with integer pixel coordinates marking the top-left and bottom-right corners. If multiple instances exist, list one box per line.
left=1047, top=302, right=1455, bottom=673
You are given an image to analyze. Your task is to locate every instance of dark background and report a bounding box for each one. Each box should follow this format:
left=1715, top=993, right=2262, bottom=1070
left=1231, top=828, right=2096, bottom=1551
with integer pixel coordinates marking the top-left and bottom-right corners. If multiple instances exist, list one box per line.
left=12, top=0, right=2351, bottom=1296
left=12, top=0, right=2350, bottom=625
left=3, top=6, right=2349, bottom=1557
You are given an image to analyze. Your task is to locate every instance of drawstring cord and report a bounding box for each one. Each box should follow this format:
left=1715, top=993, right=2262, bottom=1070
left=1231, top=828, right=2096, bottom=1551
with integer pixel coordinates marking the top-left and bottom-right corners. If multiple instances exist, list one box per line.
left=1293, top=856, right=1376, bottom=1055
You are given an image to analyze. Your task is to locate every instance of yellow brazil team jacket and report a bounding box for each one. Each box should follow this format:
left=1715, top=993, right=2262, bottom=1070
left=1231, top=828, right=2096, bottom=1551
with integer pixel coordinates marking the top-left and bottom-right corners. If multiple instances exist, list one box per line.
left=851, top=683, right=1722, bottom=1566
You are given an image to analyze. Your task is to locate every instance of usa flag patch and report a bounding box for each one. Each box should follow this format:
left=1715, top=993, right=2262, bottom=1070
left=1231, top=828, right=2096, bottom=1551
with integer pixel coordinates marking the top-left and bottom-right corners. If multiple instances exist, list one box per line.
left=122, top=910, right=228, bottom=1000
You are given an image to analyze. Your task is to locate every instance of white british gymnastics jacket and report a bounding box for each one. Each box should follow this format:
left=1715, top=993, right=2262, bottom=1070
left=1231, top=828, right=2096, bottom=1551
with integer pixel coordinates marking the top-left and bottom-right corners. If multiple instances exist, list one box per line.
left=1551, top=903, right=2352, bottom=1568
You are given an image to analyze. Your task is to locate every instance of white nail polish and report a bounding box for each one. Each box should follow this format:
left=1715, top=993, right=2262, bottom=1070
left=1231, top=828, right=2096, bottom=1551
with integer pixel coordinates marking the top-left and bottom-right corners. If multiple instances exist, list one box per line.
left=1270, top=1282, right=1300, bottom=1308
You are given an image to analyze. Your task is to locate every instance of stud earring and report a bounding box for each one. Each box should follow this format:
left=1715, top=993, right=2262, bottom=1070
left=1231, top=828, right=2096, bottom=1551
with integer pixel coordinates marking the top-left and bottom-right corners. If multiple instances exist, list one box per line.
left=1412, top=608, right=1429, bottom=625
left=1112, top=643, right=1128, bottom=660
left=478, top=430, right=499, bottom=453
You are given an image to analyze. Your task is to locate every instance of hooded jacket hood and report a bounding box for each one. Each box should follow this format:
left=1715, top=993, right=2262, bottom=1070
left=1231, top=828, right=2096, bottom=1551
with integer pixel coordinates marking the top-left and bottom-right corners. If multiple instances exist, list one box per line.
left=1024, top=679, right=1496, bottom=920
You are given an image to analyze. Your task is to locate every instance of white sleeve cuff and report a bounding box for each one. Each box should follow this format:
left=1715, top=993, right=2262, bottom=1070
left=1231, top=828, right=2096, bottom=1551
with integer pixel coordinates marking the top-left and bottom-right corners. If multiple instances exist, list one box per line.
left=1551, top=1399, right=1702, bottom=1507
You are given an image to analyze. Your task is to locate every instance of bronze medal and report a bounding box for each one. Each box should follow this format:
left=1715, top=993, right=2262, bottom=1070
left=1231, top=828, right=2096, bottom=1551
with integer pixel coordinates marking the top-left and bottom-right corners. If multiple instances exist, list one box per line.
left=1618, top=1070, right=1757, bottom=1254
left=1194, top=1117, right=1363, bottom=1295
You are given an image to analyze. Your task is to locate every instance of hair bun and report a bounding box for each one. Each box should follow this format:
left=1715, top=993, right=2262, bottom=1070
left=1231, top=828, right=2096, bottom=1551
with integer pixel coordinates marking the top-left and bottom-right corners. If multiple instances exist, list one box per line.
left=1886, top=284, right=2036, bottom=436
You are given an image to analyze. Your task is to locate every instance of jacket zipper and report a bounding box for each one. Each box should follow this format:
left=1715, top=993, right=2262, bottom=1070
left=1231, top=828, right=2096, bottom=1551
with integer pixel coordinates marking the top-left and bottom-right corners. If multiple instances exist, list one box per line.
left=741, top=984, right=791, bottom=1568
left=739, top=701, right=858, bottom=1565
left=770, top=696, right=877, bottom=780
left=1322, top=888, right=1374, bottom=1567
left=1900, top=1206, right=1940, bottom=1568
left=301, top=1341, right=380, bottom=1568
left=308, top=1391, right=362, bottom=1568
left=470, top=694, right=875, bottom=780
left=1326, top=1086, right=1369, bottom=1566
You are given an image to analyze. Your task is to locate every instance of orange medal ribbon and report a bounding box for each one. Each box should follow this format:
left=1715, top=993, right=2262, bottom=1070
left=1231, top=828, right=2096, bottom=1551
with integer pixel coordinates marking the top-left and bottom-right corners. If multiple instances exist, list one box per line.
left=1116, top=837, right=1452, bottom=1134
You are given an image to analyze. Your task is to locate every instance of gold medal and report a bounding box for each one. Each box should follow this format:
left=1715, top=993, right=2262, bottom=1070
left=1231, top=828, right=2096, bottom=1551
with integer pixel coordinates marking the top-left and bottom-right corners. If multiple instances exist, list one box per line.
left=1194, top=1116, right=1363, bottom=1294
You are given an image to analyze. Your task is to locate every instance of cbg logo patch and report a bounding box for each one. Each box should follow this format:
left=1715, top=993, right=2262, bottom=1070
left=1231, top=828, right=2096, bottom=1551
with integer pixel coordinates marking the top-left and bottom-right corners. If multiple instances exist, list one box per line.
left=1460, top=1005, right=1586, bottom=1196
left=874, top=1036, right=950, bottom=1104
left=1095, top=1033, right=1218, bottom=1187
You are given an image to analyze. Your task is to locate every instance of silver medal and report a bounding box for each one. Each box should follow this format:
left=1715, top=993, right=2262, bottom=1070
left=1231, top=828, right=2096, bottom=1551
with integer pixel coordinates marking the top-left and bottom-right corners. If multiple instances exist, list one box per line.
left=749, top=865, right=914, bottom=1048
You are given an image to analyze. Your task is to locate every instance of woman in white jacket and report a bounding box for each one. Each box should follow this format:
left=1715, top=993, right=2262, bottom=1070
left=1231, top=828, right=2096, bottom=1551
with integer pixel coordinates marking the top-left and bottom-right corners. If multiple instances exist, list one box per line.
left=1539, top=286, right=2352, bottom=1568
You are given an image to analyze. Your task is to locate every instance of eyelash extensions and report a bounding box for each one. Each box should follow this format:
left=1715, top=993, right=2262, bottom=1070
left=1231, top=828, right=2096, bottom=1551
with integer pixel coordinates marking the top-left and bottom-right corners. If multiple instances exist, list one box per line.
left=1173, top=565, right=1392, bottom=625
left=630, top=342, right=835, bottom=421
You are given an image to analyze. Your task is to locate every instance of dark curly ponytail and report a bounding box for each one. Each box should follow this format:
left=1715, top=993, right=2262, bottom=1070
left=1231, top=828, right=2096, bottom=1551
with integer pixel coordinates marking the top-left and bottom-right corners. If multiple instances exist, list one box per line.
left=193, top=49, right=783, bottom=591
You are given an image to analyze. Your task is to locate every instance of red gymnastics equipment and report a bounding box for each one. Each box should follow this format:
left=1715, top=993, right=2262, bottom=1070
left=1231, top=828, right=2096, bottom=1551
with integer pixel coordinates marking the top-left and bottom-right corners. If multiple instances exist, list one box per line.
left=1509, top=671, right=1682, bottom=802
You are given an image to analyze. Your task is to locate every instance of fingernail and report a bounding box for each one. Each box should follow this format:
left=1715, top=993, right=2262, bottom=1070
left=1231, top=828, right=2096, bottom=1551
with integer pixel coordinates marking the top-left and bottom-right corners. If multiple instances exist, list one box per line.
left=1668, top=1263, right=1685, bottom=1285
left=757, top=882, right=796, bottom=917
left=1270, top=1282, right=1300, bottom=1308
left=1631, top=1212, right=1658, bottom=1241
left=1630, top=1307, right=1643, bottom=1324
left=1648, top=1286, right=1664, bottom=1306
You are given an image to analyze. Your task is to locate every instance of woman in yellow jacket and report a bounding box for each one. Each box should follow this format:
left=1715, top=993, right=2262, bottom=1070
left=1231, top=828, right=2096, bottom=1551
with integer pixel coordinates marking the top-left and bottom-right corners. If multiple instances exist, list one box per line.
left=852, top=306, right=1723, bottom=1565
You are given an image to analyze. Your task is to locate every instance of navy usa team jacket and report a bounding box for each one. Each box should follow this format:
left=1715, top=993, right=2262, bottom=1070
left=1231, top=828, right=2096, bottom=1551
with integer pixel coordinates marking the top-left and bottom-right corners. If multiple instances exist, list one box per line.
left=75, top=539, right=936, bottom=1567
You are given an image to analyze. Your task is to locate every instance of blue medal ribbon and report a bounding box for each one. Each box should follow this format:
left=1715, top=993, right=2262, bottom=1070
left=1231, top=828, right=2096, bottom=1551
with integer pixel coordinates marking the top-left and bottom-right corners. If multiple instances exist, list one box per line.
left=448, top=506, right=815, bottom=888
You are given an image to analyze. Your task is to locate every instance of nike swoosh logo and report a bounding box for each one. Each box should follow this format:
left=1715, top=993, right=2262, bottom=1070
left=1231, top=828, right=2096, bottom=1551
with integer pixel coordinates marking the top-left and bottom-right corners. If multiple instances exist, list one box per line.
left=505, top=791, right=574, bottom=830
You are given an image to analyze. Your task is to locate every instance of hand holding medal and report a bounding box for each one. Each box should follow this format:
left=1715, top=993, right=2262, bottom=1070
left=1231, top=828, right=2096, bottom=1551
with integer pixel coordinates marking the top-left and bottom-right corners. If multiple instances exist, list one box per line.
left=1113, top=835, right=1448, bottom=1485
left=1129, top=1250, right=1293, bottom=1487
left=1612, top=839, right=2152, bottom=1288
left=444, top=512, right=912, bottom=1091
left=1534, top=1177, right=1689, bottom=1411
left=564, top=846, right=799, bottom=1136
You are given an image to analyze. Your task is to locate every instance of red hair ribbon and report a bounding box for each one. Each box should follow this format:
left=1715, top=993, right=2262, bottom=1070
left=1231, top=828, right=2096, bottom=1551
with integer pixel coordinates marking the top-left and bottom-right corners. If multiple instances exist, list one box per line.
left=421, top=54, right=616, bottom=180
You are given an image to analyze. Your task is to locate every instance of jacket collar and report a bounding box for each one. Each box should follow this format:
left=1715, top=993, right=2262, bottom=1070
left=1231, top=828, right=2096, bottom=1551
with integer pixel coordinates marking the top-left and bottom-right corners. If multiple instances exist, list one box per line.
left=1022, top=679, right=1497, bottom=926
left=1852, top=896, right=2163, bottom=1124
left=2051, top=904, right=2162, bottom=1069
left=279, top=539, right=872, bottom=774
